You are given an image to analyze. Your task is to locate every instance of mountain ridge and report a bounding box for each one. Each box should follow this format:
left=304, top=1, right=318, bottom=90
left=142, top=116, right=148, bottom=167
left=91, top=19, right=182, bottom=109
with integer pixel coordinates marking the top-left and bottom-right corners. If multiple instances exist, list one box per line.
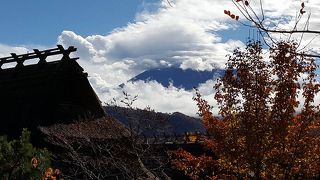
left=121, top=67, right=225, bottom=90
left=104, top=106, right=205, bottom=136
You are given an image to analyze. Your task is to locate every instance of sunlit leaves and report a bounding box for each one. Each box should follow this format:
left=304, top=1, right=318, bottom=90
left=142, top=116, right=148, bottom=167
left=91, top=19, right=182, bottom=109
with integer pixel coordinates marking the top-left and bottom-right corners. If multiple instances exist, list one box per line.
left=171, top=41, right=320, bottom=178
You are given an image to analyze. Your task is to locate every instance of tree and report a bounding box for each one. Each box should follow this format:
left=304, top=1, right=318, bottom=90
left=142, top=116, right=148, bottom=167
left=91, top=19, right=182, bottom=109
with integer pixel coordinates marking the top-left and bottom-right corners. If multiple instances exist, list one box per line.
left=0, top=129, right=56, bottom=180
left=171, top=40, right=320, bottom=179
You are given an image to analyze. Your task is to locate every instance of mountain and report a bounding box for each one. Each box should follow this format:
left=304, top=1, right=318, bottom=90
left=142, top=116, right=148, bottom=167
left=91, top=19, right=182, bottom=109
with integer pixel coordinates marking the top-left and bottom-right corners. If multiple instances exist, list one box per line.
left=104, top=106, right=205, bottom=136
left=123, top=67, right=225, bottom=90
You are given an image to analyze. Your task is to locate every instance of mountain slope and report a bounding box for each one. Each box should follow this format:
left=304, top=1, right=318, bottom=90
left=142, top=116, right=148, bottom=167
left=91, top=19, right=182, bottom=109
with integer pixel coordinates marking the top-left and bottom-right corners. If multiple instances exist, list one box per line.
left=123, top=67, right=224, bottom=90
left=105, top=106, right=205, bottom=136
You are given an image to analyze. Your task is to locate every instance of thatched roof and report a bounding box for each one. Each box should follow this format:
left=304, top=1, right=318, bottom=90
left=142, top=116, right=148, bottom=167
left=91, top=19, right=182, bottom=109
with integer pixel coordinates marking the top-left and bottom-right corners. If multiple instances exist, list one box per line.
left=39, top=117, right=129, bottom=140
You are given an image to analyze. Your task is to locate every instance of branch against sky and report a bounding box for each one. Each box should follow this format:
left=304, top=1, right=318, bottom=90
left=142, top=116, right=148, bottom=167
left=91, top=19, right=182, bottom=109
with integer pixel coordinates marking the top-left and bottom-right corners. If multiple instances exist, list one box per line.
left=227, top=0, right=320, bottom=58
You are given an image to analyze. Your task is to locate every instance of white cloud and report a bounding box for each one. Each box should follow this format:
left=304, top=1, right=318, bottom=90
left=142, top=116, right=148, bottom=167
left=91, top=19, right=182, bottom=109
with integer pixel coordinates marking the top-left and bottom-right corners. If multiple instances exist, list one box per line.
left=57, top=0, right=246, bottom=87
left=99, top=79, right=218, bottom=117
left=58, top=31, right=107, bottom=63
left=1, top=0, right=320, bottom=116
left=0, top=44, right=30, bottom=57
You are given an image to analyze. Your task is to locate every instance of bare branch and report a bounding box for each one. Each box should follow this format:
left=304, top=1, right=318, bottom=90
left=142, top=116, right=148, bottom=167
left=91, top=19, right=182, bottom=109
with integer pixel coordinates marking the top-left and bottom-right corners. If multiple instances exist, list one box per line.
left=229, top=0, right=320, bottom=58
left=166, top=0, right=173, bottom=7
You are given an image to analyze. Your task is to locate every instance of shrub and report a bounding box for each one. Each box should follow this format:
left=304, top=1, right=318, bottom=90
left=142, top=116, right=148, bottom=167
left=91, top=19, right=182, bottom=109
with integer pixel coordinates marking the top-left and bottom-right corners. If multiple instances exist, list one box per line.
left=0, top=128, right=51, bottom=179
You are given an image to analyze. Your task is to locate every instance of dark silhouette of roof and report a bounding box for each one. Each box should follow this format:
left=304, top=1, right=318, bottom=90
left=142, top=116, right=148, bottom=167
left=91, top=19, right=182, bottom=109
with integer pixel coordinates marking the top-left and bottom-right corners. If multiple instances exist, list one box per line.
left=0, top=45, right=105, bottom=140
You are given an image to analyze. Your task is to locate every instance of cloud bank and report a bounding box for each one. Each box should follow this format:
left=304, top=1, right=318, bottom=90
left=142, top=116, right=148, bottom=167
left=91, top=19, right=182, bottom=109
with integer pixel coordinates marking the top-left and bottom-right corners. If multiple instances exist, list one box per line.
left=1, top=0, right=320, bottom=116
left=57, top=0, right=247, bottom=87
left=97, top=79, right=219, bottom=116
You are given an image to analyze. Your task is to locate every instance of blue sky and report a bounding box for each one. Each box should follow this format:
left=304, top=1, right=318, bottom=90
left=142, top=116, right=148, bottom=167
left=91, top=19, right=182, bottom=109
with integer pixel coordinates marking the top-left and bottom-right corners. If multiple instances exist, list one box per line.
left=0, top=0, right=157, bottom=45
left=0, top=0, right=249, bottom=45
left=1, top=0, right=319, bottom=116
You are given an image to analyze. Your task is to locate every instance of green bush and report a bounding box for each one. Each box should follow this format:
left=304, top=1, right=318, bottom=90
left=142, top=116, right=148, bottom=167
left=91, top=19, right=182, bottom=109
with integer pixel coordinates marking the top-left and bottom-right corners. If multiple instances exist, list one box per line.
left=0, top=128, right=51, bottom=180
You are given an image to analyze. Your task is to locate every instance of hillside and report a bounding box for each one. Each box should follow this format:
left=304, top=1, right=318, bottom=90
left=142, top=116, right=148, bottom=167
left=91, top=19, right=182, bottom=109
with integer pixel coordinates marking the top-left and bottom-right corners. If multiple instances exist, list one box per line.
left=104, top=106, right=205, bottom=136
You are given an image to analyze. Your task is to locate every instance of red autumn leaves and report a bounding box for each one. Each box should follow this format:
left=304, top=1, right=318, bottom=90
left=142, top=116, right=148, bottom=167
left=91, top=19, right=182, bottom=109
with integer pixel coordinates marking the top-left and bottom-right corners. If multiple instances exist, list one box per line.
left=224, top=10, right=239, bottom=20
left=224, top=1, right=307, bottom=21
left=300, top=2, right=306, bottom=14
left=224, top=0, right=249, bottom=21
left=235, top=0, right=248, bottom=5
left=171, top=41, right=320, bottom=179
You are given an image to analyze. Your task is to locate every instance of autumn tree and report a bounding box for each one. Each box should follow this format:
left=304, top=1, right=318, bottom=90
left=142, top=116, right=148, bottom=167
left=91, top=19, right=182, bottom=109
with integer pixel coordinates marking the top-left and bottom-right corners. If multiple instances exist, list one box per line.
left=170, top=0, right=320, bottom=178
left=171, top=40, right=320, bottom=179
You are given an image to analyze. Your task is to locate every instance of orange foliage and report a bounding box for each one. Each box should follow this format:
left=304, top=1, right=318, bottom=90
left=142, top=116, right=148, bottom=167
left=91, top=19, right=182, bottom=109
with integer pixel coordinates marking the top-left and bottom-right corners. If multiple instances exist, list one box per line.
left=42, top=167, right=62, bottom=180
left=30, top=157, right=62, bottom=180
left=171, top=41, right=320, bottom=179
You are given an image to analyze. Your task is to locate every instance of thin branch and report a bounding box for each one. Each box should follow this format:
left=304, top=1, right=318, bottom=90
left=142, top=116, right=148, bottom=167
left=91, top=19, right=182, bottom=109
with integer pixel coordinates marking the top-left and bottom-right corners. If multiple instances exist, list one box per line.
left=166, top=0, right=173, bottom=7
left=297, top=13, right=311, bottom=49
left=231, top=0, right=320, bottom=58
left=259, top=0, right=265, bottom=22
left=260, top=28, right=320, bottom=35
left=297, top=34, right=320, bottom=52
left=232, top=0, right=251, bottom=21
left=288, top=11, right=303, bottom=40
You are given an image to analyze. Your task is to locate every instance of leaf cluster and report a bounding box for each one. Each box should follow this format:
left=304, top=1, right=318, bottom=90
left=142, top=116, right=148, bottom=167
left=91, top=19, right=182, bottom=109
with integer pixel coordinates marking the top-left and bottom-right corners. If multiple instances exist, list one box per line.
left=172, top=41, right=320, bottom=179
left=0, top=129, right=51, bottom=180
